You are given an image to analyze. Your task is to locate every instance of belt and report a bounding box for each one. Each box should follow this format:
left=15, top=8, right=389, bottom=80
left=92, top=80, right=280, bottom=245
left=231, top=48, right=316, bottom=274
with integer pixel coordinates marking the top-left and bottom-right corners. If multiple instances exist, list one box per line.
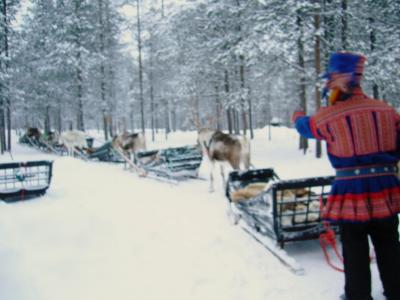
left=335, top=165, right=398, bottom=179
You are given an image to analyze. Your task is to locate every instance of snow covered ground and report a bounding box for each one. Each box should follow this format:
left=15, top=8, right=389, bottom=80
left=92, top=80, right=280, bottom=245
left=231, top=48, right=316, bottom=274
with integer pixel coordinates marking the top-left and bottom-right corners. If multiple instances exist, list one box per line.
left=0, top=127, right=388, bottom=300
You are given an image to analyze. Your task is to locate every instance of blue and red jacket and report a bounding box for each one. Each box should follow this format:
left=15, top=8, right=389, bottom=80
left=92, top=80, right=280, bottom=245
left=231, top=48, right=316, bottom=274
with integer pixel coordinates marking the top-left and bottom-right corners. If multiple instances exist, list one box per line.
left=294, top=88, right=400, bottom=222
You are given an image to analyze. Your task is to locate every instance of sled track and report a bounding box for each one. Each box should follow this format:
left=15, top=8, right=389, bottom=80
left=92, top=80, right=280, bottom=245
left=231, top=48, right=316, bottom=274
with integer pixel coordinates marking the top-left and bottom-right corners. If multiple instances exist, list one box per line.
left=239, top=220, right=305, bottom=275
left=19, top=141, right=317, bottom=273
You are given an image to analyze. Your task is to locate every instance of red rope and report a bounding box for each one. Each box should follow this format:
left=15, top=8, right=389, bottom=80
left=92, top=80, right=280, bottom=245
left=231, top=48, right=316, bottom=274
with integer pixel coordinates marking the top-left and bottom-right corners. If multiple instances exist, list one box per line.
left=319, top=196, right=344, bottom=272
left=319, top=221, right=344, bottom=272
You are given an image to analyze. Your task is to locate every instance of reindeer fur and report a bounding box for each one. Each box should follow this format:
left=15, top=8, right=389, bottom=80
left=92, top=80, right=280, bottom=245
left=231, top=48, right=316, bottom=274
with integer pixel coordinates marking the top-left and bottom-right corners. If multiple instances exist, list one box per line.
left=112, top=132, right=146, bottom=159
left=59, top=130, right=89, bottom=156
left=198, top=128, right=251, bottom=192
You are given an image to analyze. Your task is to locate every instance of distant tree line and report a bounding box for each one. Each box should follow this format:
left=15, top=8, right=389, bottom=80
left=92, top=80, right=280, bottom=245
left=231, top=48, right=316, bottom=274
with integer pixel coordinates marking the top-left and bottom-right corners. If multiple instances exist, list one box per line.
left=0, top=0, right=398, bottom=155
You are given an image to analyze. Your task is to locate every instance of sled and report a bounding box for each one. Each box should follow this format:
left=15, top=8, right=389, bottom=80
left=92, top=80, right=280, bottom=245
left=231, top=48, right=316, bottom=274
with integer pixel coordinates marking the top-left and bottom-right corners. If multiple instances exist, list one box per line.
left=0, top=160, right=54, bottom=203
left=225, top=168, right=336, bottom=273
left=135, top=145, right=203, bottom=181
left=19, top=134, right=65, bottom=155
left=87, top=141, right=124, bottom=163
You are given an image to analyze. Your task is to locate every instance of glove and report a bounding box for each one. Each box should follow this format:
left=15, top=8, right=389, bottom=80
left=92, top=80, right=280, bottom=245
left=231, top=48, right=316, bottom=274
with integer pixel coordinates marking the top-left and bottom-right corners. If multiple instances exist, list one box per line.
left=291, top=111, right=305, bottom=123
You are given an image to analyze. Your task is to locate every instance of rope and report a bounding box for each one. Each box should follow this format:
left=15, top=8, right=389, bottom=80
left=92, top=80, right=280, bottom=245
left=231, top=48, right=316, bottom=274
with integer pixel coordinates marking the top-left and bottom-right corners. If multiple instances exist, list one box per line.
left=318, top=196, right=376, bottom=272
left=319, top=196, right=344, bottom=272
left=319, top=221, right=344, bottom=272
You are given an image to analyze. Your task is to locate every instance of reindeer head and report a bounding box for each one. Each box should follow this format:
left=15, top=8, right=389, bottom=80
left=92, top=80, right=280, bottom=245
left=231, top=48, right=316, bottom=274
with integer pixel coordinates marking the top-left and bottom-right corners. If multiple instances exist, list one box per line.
left=197, top=128, right=216, bottom=156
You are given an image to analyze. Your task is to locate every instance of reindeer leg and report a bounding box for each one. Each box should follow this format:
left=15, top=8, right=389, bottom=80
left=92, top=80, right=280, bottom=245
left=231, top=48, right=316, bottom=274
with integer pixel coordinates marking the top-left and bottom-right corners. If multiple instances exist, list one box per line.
left=220, top=164, right=226, bottom=190
left=123, top=151, right=131, bottom=170
left=209, top=161, right=215, bottom=193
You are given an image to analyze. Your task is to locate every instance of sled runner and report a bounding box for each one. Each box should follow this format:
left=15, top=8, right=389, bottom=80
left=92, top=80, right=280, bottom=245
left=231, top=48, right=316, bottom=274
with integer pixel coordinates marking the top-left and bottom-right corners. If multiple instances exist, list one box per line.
left=226, top=168, right=336, bottom=273
left=136, top=145, right=203, bottom=181
left=0, top=160, right=54, bottom=203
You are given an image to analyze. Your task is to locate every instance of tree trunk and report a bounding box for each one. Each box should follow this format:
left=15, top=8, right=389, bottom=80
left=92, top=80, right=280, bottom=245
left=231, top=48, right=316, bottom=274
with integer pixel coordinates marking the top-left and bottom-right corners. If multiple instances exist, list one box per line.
left=1, top=0, right=9, bottom=152
left=234, top=110, right=240, bottom=134
left=107, top=115, right=113, bottom=138
left=297, top=11, right=308, bottom=153
left=224, top=70, right=233, bottom=133
left=248, top=85, right=254, bottom=139
left=136, top=0, right=145, bottom=134
left=4, top=0, right=10, bottom=151
left=44, top=105, right=50, bottom=135
left=171, top=102, right=176, bottom=132
left=323, top=0, right=334, bottom=69
left=165, top=99, right=170, bottom=140
left=369, top=17, right=379, bottom=99
left=314, top=4, right=322, bottom=158
left=75, top=0, right=84, bottom=131
left=215, top=84, right=221, bottom=130
left=0, top=100, right=5, bottom=154
left=102, top=114, right=108, bottom=139
left=266, top=84, right=272, bottom=140
left=341, top=0, right=348, bottom=50
left=99, top=0, right=108, bottom=141
left=149, top=28, right=156, bottom=141
left=150, top=73, right=155, bottom=141
left=239, top=55, right=248, bottom=135
left=130, top=103, right=135, bottom=132
left=106, top=3, right=115, bottom=138
left=57, top=102, right=62, bottom=133
left=160, top=0, right=164, bottom=136
left=155, top=102, right=159, bottom=133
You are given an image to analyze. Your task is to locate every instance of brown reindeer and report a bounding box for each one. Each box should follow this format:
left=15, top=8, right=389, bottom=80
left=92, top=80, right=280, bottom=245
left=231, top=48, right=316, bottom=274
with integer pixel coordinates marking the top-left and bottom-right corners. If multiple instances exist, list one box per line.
left=198, top=128, right=251, bottom=192
left=112, top=131, right=146, bottom=160
left=26, top=127, right=42, bottom=140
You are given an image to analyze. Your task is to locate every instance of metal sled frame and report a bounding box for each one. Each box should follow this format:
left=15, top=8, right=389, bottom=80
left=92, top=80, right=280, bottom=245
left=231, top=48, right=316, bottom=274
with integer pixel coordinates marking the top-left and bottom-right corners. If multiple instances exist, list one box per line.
left=0, top=160, right=54, bottom=203
left=87, top=141, right=124, bottom=163
left=136, top=145, right=203, bottom=181
left=270, top=176, right=335, bottom=247
left=226, top=169, right=335, bottom=247
left=225, top=169, right=337, bottom=274
left=19, top=134, right=65, bottom=155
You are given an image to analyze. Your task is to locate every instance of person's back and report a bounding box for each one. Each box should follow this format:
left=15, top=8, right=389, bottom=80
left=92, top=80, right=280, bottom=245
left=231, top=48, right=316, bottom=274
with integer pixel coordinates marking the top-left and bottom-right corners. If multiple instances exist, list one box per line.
left=310, top=88, right=400, bottom=169
left=292, top=52, right=400, bottom=300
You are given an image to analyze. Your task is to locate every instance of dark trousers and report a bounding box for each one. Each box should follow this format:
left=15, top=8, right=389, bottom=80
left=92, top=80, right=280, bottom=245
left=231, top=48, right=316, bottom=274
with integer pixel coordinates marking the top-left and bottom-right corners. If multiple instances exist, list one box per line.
left=340, top=216, right=400, bottom=300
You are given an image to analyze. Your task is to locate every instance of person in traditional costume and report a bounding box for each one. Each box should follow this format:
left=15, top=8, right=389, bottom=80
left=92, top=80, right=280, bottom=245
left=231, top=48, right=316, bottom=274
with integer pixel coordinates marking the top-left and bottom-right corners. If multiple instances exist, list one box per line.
left=292, top=52, right=400, bottom=300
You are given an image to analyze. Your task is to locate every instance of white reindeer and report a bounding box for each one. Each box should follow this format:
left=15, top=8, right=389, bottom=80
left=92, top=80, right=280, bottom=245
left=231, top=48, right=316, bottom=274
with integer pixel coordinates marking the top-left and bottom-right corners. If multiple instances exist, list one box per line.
left=59, top=130, right=90, bottom=156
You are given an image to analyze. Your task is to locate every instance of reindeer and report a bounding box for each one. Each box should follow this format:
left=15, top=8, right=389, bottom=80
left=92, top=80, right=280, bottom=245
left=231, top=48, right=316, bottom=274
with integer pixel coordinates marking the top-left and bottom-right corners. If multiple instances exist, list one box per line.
left=25, top=127, right=42, bottom=140
left=111, top=131, right=146, bottom=162
left=197, top=128, right=251, bottom=192
left=43, top=130, right=59, bottom=145
left=59, top=130, right=90, bottom=156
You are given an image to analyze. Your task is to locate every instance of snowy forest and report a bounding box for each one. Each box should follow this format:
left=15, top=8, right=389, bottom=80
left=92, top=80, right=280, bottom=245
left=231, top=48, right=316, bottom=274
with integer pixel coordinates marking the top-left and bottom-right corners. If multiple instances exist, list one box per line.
left=0, top=0, right=399, bottom=152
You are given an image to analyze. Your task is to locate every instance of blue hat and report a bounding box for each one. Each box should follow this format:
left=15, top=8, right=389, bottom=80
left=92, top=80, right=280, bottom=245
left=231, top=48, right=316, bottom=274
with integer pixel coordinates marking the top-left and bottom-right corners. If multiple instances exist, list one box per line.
left=324, top=52, right=366, bottom=85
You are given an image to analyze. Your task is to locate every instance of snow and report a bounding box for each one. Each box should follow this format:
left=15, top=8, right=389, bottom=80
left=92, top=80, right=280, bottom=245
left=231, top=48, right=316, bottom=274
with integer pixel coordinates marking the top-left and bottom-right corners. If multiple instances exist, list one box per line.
left=0, top=127, right=387, bottom=300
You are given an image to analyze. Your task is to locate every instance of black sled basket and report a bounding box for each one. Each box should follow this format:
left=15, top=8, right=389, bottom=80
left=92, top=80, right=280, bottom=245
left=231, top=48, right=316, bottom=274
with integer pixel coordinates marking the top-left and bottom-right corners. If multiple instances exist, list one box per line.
left=136, top=145, right=202, bottom=180
left=226, top=169, right=336, bottom=248
left=0, top=160, right=54, bottom=203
